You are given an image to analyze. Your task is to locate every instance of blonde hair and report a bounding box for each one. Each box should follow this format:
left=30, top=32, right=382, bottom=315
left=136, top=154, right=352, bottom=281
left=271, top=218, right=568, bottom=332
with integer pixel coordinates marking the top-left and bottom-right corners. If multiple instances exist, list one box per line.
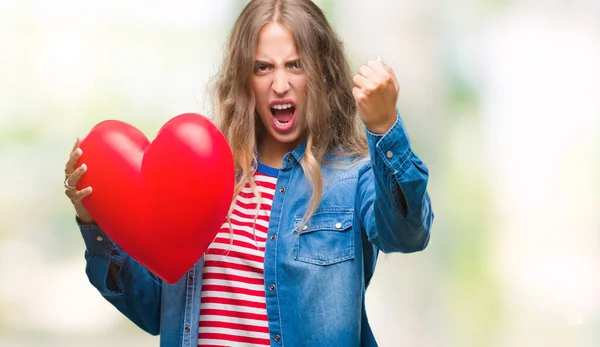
left=213, top=0, right=368, bottom=231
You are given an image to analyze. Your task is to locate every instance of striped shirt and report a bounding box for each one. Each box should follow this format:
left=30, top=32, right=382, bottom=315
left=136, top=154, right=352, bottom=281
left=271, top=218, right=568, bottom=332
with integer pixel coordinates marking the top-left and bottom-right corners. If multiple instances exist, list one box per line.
left=198, top=163, right=278, bottom=347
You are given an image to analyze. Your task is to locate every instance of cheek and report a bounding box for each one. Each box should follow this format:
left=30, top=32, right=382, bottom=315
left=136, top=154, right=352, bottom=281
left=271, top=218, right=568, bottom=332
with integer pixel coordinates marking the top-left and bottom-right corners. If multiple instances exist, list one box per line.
left=251, top=80, right=267, bottom=102
left=294, top=77, right=308, bottom=101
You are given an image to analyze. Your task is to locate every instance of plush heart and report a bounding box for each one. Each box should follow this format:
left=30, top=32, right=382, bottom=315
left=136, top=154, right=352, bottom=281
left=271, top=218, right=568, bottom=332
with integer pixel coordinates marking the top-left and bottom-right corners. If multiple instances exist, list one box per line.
left=76, top=113, right=234, bottom=284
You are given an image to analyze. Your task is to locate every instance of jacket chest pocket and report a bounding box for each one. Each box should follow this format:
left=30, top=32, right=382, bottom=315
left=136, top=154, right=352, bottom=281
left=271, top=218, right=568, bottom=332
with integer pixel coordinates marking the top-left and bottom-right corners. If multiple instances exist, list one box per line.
left=293, top=210, right=355, bottom=266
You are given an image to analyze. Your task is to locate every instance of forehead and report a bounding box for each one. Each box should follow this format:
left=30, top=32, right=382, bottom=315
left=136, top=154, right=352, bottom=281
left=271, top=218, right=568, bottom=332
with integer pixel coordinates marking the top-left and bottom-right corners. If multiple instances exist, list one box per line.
left=255, top=22, right=298, bottom=59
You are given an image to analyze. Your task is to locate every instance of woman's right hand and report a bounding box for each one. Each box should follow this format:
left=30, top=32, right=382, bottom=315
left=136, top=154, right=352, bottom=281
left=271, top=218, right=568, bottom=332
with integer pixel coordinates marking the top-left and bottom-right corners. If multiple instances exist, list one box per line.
left=64, top=137, right=95, bottom=224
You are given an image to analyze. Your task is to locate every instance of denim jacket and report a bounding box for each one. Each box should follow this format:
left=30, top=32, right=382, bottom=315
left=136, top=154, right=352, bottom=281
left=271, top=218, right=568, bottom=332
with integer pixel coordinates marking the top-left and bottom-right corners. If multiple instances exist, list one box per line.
left=78, top=112, right=433, bottom=347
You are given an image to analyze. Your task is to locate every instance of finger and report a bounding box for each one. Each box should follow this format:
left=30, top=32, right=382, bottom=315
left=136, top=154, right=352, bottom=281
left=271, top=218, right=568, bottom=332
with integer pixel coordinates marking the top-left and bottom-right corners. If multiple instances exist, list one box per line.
left=366, top=59, right=389, bottom=78
left=382, top=63, right=394, bottom=74
left=352, top=73, right=371, bottom=89
left=366, top=59, right=399, bottom=90
left=70, top=137, right=82, bottom=153
left=358, top=64, right=379, bottom=82
left=352, top=86, right=366, bottom=107
left=377, top=56, right=392, bottom=72
left=69, top=186, right=93, bottom=205
left=66, top=163, right=87, bottom=187
left=376, top=57, right=398, bottom=82
left=64, top=185, right=90, bottom=199
left=65, top=148, right=83, bottom=176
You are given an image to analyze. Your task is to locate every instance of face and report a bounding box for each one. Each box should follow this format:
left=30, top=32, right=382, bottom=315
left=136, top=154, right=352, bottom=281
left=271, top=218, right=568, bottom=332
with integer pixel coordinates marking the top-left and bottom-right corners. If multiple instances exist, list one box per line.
left=252, top=22, right=307, bottom=154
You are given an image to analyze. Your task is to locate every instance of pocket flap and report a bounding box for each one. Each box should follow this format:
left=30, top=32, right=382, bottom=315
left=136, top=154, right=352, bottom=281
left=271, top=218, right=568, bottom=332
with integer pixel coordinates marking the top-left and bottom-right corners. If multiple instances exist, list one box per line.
left=296, top=210, right=354, bottom=234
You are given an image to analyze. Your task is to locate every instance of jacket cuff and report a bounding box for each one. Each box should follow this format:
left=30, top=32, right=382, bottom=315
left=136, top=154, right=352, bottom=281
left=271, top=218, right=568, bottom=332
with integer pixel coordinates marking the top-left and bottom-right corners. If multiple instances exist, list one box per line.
left=366, top=111, right=412, bottom=173
left=77, top=216, right=115, bottom=257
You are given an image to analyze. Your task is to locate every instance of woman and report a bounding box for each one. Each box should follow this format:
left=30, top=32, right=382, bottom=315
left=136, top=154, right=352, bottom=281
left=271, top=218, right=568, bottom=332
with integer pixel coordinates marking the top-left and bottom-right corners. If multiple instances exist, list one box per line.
left=63, top=1, right=433, bottom=346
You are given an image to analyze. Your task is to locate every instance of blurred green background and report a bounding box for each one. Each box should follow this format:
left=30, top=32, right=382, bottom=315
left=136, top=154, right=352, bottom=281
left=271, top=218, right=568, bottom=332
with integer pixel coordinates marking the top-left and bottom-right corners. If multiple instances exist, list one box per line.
left=1, top=0, right=598, bottom=346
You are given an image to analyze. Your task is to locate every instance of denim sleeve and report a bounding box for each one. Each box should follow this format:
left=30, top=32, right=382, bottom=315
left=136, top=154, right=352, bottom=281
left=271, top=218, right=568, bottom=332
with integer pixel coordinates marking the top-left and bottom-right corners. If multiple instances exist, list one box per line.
left=357, top=111, right=433, bottom=253
left=78, top=217, right=162, bottom=335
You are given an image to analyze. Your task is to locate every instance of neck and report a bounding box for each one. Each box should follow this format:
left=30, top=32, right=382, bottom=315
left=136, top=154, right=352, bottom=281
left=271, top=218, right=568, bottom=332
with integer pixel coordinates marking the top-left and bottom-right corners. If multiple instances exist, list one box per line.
left=257, top=137, right=298, bottom=169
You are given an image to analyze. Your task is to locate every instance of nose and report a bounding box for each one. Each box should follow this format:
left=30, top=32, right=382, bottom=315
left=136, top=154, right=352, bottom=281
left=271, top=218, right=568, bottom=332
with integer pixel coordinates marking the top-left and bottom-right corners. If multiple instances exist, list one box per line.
left=272, top=70, right=290, bottom=95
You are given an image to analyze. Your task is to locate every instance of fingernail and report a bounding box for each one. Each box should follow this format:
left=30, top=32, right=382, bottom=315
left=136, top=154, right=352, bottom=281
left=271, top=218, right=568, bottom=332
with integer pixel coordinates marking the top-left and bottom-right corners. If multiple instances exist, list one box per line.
left=81, top=163, right=87, bottom=171
left=76, top=148, right=82, bottom=155
left=377, top=56, right=384, bottom=63
left=87, top=186, right=93, bottom=193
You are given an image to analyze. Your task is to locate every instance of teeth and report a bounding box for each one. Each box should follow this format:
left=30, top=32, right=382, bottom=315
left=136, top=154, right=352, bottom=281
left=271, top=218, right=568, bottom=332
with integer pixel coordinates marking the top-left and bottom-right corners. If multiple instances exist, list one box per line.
left=271, top=103, right=293, bottom=110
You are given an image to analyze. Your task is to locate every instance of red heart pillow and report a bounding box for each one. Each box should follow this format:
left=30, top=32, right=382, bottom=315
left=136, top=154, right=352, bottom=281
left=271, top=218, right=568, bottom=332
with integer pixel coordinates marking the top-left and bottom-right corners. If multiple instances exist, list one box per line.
left=76, top=113, right=234, bottom=284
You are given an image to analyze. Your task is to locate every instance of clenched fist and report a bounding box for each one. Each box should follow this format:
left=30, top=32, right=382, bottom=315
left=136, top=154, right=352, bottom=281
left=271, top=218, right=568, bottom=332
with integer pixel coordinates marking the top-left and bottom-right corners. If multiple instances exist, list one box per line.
left=352, top=57, right=400, bottom=134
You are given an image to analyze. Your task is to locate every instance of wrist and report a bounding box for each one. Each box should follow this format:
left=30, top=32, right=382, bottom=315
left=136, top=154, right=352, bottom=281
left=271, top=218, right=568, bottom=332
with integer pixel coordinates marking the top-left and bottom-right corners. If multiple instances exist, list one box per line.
left=365, top=112, right=397, bottom=135
left=75, top=208, right=95, bottom=225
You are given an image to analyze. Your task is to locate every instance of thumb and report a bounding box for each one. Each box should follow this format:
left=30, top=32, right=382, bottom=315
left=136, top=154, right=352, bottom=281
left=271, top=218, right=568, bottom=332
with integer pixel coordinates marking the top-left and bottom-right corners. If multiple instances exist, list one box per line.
left=377, top=56, right=398, bottom=91
left=377, top=56, right=393, bottom=73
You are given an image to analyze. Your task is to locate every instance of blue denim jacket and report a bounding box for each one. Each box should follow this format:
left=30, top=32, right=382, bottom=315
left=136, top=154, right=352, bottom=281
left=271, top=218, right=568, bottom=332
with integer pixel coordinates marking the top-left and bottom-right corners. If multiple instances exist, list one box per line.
left=78, top=112, right=433, bottom=347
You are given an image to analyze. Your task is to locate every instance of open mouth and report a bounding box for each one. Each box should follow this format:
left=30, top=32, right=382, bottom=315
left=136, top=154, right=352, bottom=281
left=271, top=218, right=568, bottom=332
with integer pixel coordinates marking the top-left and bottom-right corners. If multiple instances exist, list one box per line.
left=269, top=101, right=296, bottom=132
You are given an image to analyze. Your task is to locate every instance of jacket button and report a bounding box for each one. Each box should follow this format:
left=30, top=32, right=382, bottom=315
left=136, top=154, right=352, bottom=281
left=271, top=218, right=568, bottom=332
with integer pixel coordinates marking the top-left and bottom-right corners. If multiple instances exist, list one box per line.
left=188, top=274, right=194, bottom=283
left=302, top=225, right=308, bottom=231
left=270, top=234, right=276, bottom=240
left=287, top=156, right=292, bottom=162
left=279, top=187, right=285, bottom=193
left=184, top=326, right=191, bottom=333
left=274, top=335, right=281, bottom=342
left=269, top=284, right=276, bottom=291
left=386, top=150, right=394, bottom=159
left=96, top=235, right=103, bottom=242
left=335, top=222, right=342, bottom=229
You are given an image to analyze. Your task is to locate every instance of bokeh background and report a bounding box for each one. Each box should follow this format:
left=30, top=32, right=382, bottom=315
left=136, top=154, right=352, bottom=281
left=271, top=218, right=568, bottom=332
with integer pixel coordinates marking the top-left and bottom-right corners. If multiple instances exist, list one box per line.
left=1, top=0, right=598, bottom=346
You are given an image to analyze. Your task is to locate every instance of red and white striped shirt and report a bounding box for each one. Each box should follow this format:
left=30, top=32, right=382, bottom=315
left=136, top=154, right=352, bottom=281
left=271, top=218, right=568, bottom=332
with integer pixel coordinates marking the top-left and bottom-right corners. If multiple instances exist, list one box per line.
left=198, top=165, right=277, bottom=347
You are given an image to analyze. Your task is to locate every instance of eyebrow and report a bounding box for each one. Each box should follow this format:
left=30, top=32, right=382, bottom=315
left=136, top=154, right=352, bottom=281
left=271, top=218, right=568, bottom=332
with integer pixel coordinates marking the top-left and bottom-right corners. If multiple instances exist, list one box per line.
left=254, top=59, right=301, bottom=66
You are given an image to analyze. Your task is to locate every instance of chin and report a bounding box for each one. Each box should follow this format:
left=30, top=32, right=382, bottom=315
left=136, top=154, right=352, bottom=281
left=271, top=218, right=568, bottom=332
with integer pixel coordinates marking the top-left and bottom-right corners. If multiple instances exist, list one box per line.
left=268, top=127, right=304, bottom=146
left=273, top=132, right=301, bottom=144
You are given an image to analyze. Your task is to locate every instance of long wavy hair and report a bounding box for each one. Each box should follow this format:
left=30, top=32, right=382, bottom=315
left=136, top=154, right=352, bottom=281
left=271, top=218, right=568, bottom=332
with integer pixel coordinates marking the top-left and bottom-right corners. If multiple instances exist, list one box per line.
left=213, top=0, right=368, bottom=231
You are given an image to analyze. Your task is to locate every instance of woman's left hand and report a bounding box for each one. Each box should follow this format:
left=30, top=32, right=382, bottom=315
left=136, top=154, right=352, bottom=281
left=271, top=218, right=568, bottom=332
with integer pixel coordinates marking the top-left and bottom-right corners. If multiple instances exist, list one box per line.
left=352, top=57, right=400, bottom=134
